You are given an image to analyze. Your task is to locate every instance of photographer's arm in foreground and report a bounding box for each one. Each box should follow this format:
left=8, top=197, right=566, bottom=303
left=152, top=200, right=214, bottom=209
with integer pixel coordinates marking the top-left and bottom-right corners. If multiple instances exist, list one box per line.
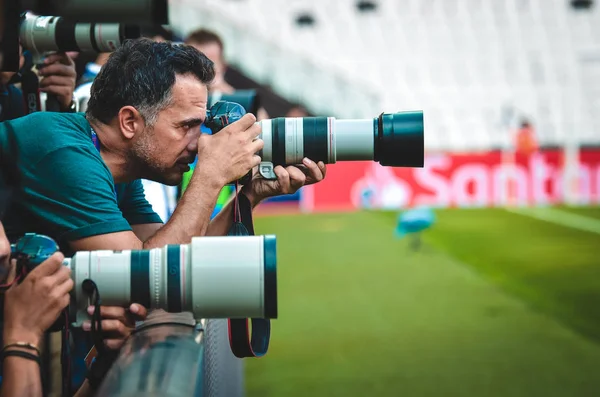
left=0, top=224, right=74, bottom=397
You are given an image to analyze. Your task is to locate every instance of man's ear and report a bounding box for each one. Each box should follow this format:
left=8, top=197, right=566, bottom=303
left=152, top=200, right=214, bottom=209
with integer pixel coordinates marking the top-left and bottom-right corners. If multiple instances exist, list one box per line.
left=117, top=106, right=145, bottom=140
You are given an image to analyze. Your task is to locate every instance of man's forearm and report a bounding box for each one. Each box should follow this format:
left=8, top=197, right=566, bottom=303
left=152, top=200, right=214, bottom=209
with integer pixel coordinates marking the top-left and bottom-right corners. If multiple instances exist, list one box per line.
left=142, top=170, right=265, bottom=247
left=0, top=331, right=43, bottom=397
left=0, top=357, right=43, bottom=397
left=142, top=169, right=224, bottom=248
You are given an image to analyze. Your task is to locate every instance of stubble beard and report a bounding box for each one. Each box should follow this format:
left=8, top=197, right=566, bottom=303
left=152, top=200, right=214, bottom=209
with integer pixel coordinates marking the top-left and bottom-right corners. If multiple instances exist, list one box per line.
left=130, top=128, right=180, bottom=186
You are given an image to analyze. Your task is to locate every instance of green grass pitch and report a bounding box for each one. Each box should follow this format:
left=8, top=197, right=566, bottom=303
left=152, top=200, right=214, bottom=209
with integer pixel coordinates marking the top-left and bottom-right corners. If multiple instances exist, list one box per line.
left=246, top=207, right=600, bottom=397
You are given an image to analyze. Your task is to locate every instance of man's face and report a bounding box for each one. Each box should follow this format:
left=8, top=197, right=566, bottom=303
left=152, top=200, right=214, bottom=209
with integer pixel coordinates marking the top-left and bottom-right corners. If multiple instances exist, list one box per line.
left=131, top=74, right=207, bottom=186
left=0, top=223, right=10, bottom=272
left=189, top=41, right=225, bottom=82
left=286, top=107, right=309, bottom=118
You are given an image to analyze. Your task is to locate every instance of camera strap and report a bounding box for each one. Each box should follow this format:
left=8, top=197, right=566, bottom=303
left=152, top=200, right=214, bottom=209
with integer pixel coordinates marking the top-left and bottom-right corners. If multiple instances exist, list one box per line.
left=90, top=128, right=118, bottom=200
left=20, top=68, right=42, bottom=115
left=227, top=187, right=271, bottom=358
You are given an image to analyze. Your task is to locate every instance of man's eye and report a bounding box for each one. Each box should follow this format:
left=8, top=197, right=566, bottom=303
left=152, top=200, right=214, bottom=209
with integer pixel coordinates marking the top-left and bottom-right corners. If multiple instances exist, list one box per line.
left=183, top=124, right=200, bottom=133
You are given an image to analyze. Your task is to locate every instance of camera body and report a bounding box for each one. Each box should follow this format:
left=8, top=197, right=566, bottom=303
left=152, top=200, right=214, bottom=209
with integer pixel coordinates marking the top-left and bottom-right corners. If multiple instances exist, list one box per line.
left=207, top=90, right=261, bottom=117
left=204, top=101, right=254, bottom=185
left=10, top=233, right=72, bottom=331
left=10, top=233, right=58, bottom=271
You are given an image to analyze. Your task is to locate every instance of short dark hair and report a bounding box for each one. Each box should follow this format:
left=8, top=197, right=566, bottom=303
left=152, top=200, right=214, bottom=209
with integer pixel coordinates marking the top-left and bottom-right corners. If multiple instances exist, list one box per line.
left=86, top=38, right=215, bottom=126
left=185, top=29, right=224, bottom=52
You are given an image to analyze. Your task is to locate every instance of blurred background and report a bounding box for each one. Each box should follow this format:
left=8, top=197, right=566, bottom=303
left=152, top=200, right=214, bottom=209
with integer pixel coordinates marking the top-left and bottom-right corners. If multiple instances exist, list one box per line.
left=78, top=0, right=600, bottom=396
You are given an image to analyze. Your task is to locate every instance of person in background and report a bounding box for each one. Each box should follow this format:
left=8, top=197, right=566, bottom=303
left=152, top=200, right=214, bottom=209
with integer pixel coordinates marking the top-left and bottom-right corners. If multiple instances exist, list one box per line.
left=0, top=46, right=77, bottom=121
left=184, top=29, right=234, bottom=95
left=184, top=28, right=270, bottom=121
left=285, top=104, right=310, bottom=118
left=515, top=118, right=538, bottom=157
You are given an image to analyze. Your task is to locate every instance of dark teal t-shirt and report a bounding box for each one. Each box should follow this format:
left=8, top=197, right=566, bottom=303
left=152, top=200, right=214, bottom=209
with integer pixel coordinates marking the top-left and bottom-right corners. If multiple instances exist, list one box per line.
left=0, top=111, right=163, bottom=255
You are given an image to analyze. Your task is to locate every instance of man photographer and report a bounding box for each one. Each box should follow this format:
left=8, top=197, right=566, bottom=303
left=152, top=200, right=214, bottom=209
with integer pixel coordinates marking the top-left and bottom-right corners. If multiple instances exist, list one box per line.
left=0, top=37, right=326, bottom=390
left=1, top=37, right=325, bottom=251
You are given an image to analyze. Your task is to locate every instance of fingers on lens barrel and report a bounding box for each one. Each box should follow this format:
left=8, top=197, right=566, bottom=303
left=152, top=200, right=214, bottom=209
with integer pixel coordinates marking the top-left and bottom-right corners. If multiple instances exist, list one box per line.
left=54, top=265, right=71, bottom=284
left=59, top=278, right=74, bottom=296
left=287, top=166, right=306, bottom=187
left=244, top=113, right=257, bottom=123
left=30, top=252, right=65, bottom=279
left=237, top=113, right=257, bottom=130
left=252, top=138, right=264, bottom=151
left=247, top=122, right=261, bottom=140
left=274, top=166, right=290, bottom=187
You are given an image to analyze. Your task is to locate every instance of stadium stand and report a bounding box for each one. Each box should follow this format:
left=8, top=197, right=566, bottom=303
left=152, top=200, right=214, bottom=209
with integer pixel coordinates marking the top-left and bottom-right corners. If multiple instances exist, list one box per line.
left=170, top=0, right=600, bottom=152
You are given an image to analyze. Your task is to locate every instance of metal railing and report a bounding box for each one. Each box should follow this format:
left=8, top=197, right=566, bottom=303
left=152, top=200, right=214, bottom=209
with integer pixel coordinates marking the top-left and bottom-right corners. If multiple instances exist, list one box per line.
left=96, top=314, right=244, bottom=397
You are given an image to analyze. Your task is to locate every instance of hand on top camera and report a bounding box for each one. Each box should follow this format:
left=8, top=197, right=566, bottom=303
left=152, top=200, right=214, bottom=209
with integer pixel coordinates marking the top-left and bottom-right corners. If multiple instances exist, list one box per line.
left=242, top=158, right=327, bottom=206
left=3, top=252, right=72, bottom=346
left=196, top=113, right=264, bottom=187
left=82, top=303, right=148, bottom=350
left=38, top=52, right=77, bottom=111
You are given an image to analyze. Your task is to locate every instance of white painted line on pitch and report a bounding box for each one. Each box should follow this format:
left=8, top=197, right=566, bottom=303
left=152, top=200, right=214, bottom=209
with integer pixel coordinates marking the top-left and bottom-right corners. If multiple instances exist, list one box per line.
left=507, top=207, right=600, bottom=235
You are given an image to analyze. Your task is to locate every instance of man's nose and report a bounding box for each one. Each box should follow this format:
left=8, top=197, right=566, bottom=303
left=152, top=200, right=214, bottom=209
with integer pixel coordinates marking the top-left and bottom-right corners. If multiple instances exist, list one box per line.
left=187, top=131, right=200, bottom=152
